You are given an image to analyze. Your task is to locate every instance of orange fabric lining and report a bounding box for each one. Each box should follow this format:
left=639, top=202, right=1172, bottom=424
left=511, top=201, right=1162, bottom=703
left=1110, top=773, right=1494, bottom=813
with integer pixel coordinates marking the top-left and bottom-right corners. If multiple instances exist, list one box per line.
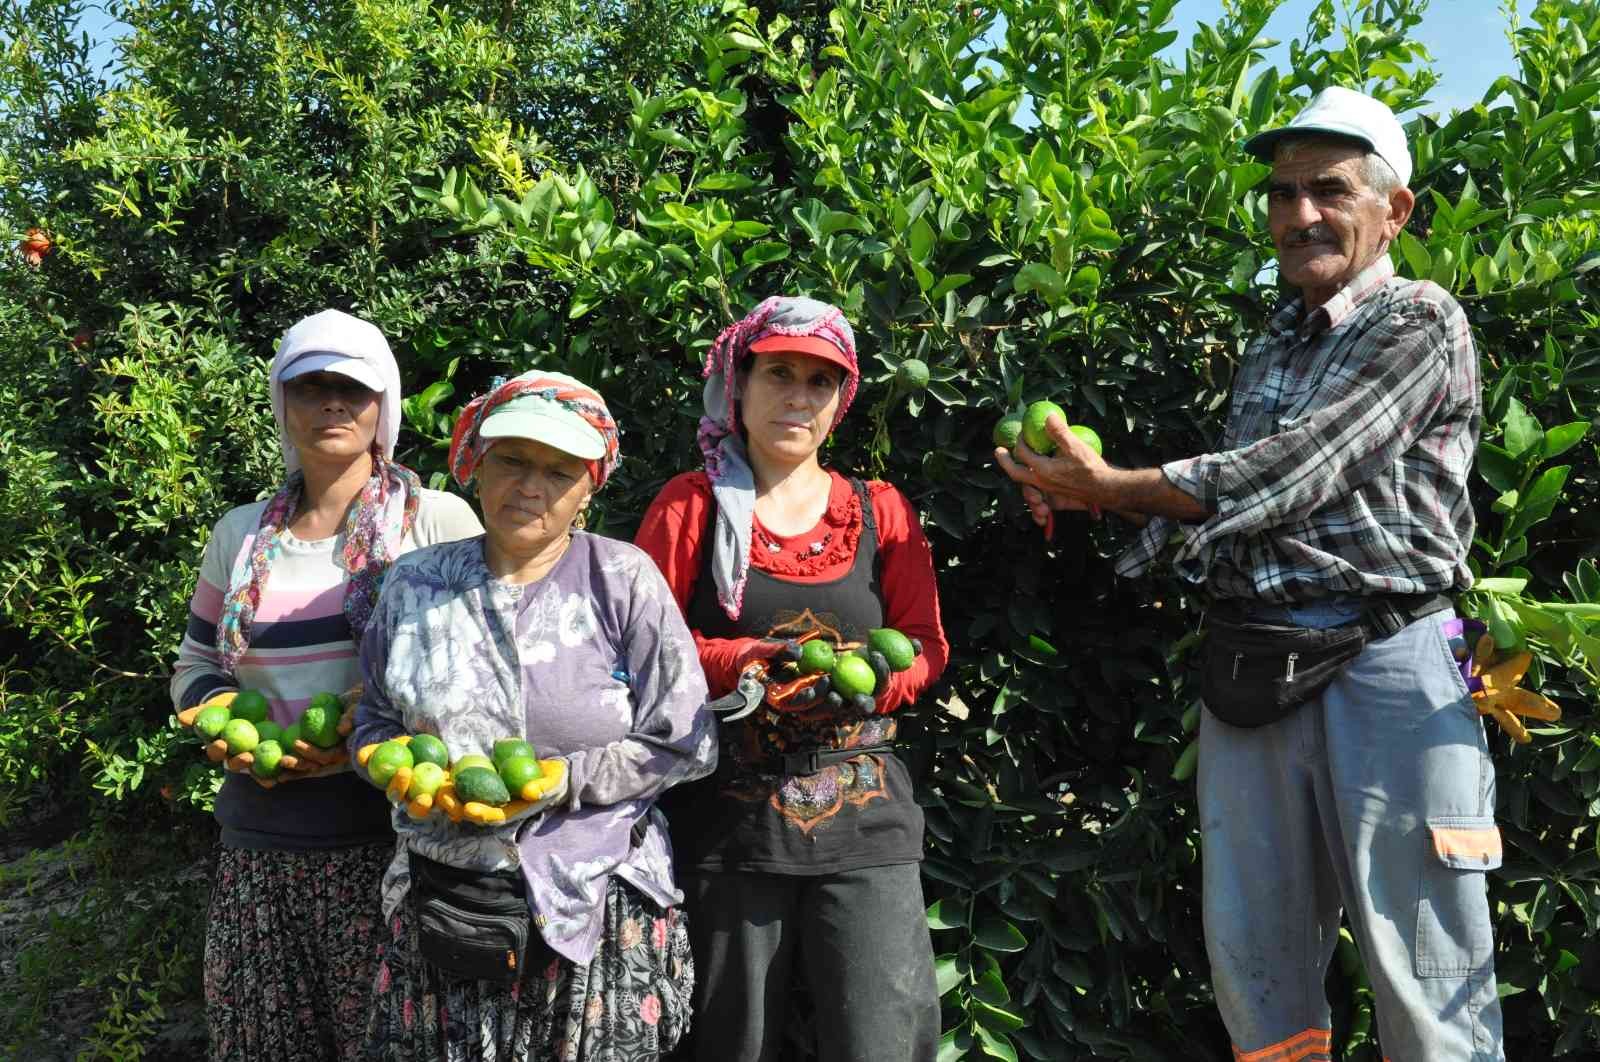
left=1432, top=826, right=1502, bottom=864
left=1233, top=1027, right=1333, bottom=1061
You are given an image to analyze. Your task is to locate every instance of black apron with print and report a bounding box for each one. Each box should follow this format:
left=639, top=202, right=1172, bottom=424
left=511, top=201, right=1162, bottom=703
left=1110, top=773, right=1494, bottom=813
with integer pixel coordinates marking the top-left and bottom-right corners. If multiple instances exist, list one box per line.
left=662, top=477, right=924, bottom=875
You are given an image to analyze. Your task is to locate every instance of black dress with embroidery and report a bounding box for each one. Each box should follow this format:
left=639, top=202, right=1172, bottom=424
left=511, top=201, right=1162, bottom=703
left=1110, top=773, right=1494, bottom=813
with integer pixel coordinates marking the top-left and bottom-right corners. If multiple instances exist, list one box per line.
left=662, top=478, right=924, bottom=875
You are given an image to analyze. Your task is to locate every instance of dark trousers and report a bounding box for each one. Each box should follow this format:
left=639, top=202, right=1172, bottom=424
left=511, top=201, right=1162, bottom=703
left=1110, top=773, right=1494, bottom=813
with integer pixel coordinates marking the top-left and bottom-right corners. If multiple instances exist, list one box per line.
left=681, top=863, right=940, bottom=1062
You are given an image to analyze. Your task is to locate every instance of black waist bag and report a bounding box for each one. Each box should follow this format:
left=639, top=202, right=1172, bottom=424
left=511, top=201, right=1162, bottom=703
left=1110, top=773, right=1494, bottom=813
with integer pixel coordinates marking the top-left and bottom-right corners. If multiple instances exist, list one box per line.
left=409, top=851, right=545, bottom=983
left=1198, top=595, right=1454, bottom=728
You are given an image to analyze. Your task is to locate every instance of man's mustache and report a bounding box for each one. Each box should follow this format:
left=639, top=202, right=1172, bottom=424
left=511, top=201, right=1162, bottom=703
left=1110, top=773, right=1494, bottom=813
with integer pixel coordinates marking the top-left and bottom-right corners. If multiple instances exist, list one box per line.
left=1285, top=224, right=1335, bottom=247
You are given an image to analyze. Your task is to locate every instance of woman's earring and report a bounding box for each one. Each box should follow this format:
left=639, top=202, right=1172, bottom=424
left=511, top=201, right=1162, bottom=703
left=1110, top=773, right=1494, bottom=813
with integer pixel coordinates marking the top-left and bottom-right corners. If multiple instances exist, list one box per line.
left=575, top=506, right=589, bottom=531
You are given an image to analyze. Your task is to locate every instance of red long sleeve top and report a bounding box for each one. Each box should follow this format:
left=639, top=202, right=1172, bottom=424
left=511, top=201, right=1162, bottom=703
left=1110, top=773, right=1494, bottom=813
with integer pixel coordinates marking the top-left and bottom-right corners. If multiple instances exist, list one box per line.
left=633, top=469, right=949, bottom=713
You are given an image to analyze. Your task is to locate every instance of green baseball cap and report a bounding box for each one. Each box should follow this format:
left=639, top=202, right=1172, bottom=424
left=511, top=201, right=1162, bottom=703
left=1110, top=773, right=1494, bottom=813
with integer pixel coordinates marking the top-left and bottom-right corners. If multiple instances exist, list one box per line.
left=478, top=371, right=607, bottom=460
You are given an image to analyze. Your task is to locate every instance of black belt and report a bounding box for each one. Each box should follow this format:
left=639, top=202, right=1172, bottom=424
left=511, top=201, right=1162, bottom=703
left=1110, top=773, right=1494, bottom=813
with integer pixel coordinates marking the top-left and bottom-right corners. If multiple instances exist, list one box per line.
left=1221, top=593, right=1454, bottom=639
left=753, top=744, right=896, bottom=777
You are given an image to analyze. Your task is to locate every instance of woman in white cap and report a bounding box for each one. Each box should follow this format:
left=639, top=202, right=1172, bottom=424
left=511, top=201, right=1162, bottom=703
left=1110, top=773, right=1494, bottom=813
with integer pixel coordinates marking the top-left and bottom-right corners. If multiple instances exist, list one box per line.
left=170, top=309, right=483, bottom=1062
left=352, top=370, right=716, bottom=1062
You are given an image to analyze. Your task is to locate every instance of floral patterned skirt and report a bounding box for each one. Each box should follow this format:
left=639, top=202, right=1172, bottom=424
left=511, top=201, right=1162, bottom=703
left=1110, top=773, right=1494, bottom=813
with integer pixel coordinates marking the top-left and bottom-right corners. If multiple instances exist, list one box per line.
left=205, top=842, right=393, bottom=1062
left=363, top=878, right=693, bottom=1062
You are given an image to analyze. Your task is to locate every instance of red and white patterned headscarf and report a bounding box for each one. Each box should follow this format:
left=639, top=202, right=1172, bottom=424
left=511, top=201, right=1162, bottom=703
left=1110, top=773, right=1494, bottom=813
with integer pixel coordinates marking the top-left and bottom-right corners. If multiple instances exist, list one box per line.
left=697, top=295, right=860, bottom=620
left=448, top=370, right=621, bottom=489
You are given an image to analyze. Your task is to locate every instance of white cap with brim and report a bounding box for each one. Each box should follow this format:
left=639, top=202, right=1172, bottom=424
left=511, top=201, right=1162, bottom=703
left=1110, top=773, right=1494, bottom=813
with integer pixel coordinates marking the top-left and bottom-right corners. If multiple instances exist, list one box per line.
left=479, top=393, right=607, bottom=460
left=280, top=351, right=385, bottom=392
left=1242, top=85, right=1413, bottom=188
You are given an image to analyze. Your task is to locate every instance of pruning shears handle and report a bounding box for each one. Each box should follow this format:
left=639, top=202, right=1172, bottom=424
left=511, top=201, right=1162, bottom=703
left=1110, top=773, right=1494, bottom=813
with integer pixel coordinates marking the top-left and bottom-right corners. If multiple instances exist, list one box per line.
left=706, top=662, right=769, bottom=722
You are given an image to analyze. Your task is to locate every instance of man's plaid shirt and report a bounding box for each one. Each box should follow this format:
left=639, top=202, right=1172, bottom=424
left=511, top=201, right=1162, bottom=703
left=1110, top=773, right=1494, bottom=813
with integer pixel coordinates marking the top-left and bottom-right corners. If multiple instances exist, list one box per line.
left=1116, top=255, right=1481, bottom=603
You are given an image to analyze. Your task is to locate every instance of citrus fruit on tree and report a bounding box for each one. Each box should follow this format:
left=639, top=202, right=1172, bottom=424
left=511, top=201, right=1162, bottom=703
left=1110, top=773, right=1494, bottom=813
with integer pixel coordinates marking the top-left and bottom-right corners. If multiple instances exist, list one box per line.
left=498, top=756, right=542, bottom=793
left=230, top=689, right=270, bottom=724
left=452, top=754, right=496, bottom=777
left=194, top=704, right=231, bottom=741
left=832, top=654, right=877, bottom=698
left=492, top=738, right=537, bottom=767
left=1021, top=400, right=1067, bottom=455
left=867, top=628, right=918, bottom=672
left=223, top=718, right=260, bottom=756
left=897, top=358, right=930, bottom=390
left=1069, top=424, right=1103, bottom=456
left=367, top=740, right=415, bottom=786
left=992, top=413, right=1024, bottom=449
left=407, top=761, right=447, bottom=800
left=409, top=734, right=450, bottom=769
left=252, top=740, right=284, bottom=778
left=454, top=766, right=511, bottom=806
left=798, top=639, right=836, bottom=675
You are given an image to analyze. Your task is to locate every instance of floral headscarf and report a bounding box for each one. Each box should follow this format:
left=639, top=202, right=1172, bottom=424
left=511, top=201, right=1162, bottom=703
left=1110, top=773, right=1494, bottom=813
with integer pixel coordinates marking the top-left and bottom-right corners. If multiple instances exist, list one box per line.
left=216, top=310, right=421, bottom=675
left=698, top=295, right=860, bottom=620
left=448, top=370, right=621, bottom=489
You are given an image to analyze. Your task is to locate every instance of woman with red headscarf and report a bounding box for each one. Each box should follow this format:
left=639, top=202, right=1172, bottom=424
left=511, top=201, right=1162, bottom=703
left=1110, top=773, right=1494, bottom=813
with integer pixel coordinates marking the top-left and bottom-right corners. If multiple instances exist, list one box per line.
left=352, top=370, right=716, bottom=1062
left=634, top=296, right=949, bottom=1061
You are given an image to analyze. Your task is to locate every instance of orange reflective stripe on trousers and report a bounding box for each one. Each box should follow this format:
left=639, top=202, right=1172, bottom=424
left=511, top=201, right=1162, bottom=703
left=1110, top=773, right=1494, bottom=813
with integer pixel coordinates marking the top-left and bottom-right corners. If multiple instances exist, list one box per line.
left=1232, top=1027, right=1333, bottom=1062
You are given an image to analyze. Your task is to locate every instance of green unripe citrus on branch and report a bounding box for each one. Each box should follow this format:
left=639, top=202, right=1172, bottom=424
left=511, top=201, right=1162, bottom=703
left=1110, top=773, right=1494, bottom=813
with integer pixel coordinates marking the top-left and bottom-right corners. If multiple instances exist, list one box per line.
left=992, top=413, right=1024, bottom=449
left=896, top=359, right=930, bottom=390
left=1069, top=424, right=1103, bottom=456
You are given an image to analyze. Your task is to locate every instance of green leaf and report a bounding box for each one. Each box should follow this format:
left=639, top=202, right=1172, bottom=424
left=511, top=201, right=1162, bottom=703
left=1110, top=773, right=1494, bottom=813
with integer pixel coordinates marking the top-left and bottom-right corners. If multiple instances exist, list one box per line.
left=740, top=242, right=790, bottom=267
left=937, top=1027, right=973, bottom=1062
left=908, top=218, right=936, bottom=265
left=1473, top=577, right=1529, bottom=595
left=1014, top=263, right=1065, bottom=300
left=926, top=899, right=968, bottom=930
left=1506, top=465, right=1570, bottom=540
left=974, top=1000, right=1026, bottom=1034
left=698, top=172, right=756, bottom=191
left=930, top=274, right=973, bottom=300
left=1543, top=422, right=1590, bottom=460
left=974, top=916, right=1027, bottom=952
left=1477, top=443, right=1520, bottom=493
left=934, top=953, right=964, bottom=996
left=1502, top=397, right=1543, bottom=458
left=975, top=1024, right=1019, bottom=1062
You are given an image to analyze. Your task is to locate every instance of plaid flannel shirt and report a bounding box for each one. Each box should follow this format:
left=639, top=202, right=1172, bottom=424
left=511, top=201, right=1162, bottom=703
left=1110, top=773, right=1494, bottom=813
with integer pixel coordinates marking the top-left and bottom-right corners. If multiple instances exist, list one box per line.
left=1116, top=255, right=1480, bottom=602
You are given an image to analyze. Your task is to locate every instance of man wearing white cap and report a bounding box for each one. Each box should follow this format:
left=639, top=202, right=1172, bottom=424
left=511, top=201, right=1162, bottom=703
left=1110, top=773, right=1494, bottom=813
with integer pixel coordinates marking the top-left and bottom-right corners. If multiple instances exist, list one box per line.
left=998, top=87, right=1516, bottom=1059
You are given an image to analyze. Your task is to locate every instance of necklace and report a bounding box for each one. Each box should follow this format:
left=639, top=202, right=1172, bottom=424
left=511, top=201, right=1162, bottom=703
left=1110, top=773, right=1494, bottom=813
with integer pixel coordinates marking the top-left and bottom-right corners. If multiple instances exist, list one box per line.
left=754, top=523, right=832, bottom=559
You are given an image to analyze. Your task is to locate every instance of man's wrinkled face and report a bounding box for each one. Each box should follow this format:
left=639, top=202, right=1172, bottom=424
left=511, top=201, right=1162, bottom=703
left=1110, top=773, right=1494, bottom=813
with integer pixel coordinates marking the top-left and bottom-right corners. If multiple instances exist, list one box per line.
left=1267, top=139, right=1413, bottom=307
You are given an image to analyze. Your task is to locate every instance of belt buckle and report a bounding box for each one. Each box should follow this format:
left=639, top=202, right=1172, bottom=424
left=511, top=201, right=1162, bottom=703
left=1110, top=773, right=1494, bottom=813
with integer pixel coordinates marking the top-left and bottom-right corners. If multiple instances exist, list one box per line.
left=783, top=749, right=825, bottom=776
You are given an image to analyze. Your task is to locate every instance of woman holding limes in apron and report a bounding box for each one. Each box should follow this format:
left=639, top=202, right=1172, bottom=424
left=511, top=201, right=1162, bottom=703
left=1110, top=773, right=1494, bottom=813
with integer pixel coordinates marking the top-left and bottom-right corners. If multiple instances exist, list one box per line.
left=351, top=370, right=716, bottom=1062
left=170, top=310, right=482, bottom=1061
left=633, top=295, right=950, bottom=1062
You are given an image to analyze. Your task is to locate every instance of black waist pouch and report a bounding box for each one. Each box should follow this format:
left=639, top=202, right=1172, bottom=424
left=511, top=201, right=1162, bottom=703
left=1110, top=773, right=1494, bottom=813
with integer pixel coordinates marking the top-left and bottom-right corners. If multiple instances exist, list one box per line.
left=409, top=851, right=547, bottom=983
left=1199, top=608, right=1368, bottom=728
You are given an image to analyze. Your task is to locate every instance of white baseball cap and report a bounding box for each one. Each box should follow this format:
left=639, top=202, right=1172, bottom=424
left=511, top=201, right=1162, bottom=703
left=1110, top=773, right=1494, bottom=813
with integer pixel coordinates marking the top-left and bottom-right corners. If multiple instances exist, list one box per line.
left=1243, top=85, right=1412, bottom=188
left=279, top=350, right=385, bottom=392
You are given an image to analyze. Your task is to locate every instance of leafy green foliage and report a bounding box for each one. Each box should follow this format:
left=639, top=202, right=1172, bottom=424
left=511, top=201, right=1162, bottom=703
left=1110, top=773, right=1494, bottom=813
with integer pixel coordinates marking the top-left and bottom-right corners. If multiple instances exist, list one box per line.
left=3, top=0, right=1599, bottom=1058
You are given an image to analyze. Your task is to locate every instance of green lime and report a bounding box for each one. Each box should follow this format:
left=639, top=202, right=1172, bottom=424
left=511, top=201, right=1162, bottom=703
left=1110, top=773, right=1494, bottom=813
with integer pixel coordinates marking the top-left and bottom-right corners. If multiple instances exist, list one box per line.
left=230, top=689, right=270, bottom=724
left=492, top=738, right=537, bottom=768
left=255, top=720, right=284, bottom=745
left=896, top=358, right=930, bottom=390
left=798, top=640, right=836, bottom=675
left=1070, top=423, right=1103, bottom=456
left=1021, top=400, right=1067, bottom=455
left=252, top=740, right=283, bottom=778
left=452, top=754, right=496, bottom=777
left=298, top=703, right=341, bottom=748
left=194, top=705, right=231, bottom=741
left=367, top=740, right=415, bottom=786
left=992, top=413, right=1024, bottom=449
left=498, top=756, right=541, bottom=794
left=454, top=765, right=511, bottom=806
left=832, top=654, right=877, bottom=698
left=307, top=691, right=344, bottom=715
left=222, top=718, right=259, bottom=756
left=407, top=761, right=447, bottom=800
left=867, top=628, right=917, bottom=672
left=409, top=734, right=450, bottom=769
left=280, top=722, right=302, bottom=750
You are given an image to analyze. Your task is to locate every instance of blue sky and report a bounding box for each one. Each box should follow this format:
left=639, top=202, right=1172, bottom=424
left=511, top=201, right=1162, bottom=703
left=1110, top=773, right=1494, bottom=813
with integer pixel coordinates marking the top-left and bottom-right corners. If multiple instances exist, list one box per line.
left=74, top=0, right=1520, bottom=118
left=1167, top=0, right=1523, bottom=117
